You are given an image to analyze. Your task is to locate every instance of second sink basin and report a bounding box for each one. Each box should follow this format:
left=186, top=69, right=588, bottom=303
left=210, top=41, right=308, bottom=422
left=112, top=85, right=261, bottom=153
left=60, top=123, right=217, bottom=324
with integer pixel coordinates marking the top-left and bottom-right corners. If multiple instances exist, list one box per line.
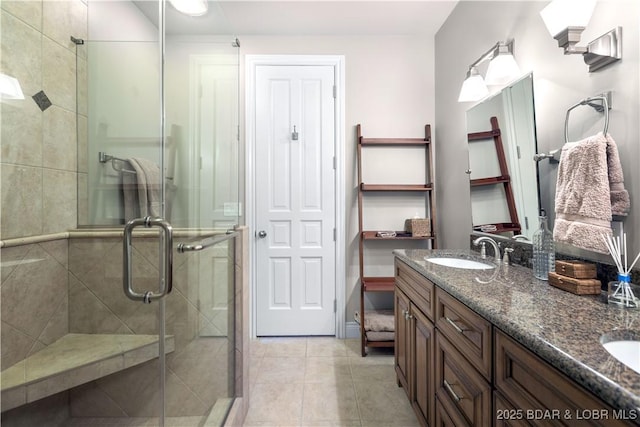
left=425, top=257, right=494, bottom=270
left=602, top=340, right=640, bottom=375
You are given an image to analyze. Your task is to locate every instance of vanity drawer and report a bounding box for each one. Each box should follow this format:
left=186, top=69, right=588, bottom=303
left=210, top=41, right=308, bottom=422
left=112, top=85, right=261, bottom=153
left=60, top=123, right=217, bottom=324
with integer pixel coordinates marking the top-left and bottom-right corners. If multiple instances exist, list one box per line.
left=435, top=288, right=492, bottom=380
left=396, top=259, right=434, bottom=320
left=494, top=329, right=633, bottom=427
left=435, top=331, right=492, bottom=427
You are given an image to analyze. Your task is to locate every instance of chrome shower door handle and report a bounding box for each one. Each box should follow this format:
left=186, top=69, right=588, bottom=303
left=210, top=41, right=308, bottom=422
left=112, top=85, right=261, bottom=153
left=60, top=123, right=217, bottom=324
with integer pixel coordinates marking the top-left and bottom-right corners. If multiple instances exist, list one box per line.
left=123, top=216, right=173, bottom=304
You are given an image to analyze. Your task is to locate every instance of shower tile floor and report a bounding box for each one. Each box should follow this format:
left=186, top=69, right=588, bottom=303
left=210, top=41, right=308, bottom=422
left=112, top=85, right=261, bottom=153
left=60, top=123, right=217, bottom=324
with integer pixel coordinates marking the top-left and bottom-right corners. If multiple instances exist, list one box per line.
left=63, top=338, right=418, bottom=427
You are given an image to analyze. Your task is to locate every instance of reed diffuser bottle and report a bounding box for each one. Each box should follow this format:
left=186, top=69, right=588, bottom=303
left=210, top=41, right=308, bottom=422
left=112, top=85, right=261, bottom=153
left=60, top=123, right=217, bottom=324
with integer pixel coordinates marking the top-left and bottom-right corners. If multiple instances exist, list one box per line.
left=533, top=210, right=555, bottom=280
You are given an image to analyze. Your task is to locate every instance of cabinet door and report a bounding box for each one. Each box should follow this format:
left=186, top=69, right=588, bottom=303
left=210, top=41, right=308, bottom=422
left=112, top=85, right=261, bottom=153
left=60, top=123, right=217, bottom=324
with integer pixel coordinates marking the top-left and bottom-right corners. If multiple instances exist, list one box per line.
left=412, top=304, right=435, bottom=427
left=395, top=287, right=411, bottom=394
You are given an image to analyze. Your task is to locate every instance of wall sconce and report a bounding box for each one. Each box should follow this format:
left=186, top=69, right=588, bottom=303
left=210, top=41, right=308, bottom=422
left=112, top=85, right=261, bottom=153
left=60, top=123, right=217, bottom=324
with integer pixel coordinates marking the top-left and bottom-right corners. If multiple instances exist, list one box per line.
left=540, top=0, right=622, bottom=72
left=169, top=0, right=208, bottom=16
left=458, top=40, right=521, bottom=103
left=0, top=73, right=25, bottom=101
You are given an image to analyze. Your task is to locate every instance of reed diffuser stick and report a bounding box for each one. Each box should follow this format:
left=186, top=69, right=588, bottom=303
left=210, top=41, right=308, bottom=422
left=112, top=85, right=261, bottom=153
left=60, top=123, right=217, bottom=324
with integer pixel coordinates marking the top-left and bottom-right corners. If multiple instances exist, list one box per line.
left=602, top=233, right=638, bottom=308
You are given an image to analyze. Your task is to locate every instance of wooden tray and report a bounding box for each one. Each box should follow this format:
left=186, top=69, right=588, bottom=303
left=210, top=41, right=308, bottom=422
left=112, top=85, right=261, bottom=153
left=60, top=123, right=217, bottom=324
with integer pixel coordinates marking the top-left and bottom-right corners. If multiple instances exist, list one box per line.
left=548, top=272, right=601, bottom=295
left=555, top=260, right=597, bottom=279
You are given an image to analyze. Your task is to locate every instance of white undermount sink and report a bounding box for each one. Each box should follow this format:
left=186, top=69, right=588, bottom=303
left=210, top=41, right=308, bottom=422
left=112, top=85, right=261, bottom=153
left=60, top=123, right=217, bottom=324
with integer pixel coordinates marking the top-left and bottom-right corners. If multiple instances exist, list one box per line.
left=602, top=340, right=640, bottom=375
left=425, top=257, right=494, bottom=270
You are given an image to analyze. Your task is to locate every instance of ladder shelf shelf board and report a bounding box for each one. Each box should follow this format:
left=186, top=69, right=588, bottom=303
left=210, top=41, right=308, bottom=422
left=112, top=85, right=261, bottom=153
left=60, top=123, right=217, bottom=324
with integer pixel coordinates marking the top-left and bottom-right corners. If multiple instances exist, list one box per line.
left=470, top=176, right=510, bottom=187
left=361, top=276, right=395, bottom=292
left=473, top=222, right=521, bottom=233
left=360, top=184, right=433, bottom=192
left=361, top=231, right=435, bottom=241
left=360, top=137, right=430, bottom=146
left=356, top=123, right=437, bottom=356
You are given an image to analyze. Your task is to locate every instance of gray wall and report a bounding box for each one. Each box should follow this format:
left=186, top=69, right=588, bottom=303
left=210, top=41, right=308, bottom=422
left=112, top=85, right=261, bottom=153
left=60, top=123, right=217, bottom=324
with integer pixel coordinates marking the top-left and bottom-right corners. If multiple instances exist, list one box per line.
left=434, top=1, right=640, bottom=257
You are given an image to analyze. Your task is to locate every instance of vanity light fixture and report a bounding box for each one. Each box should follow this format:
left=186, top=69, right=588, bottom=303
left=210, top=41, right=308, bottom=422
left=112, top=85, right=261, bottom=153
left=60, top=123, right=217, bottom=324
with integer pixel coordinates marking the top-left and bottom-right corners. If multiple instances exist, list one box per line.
left=169, top=0, right=208, bottom=16
left=485, top=42, right=521, bottom=86
left=458, top=67, right=489, bottom=103
left=540, top=0, right=622, bottom=72
left=458, top=40, right=520, bottom=103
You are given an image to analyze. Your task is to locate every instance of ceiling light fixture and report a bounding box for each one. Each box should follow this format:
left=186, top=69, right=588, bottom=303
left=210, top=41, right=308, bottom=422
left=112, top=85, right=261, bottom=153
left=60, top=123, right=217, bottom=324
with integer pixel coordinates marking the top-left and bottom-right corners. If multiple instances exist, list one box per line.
left=540, top=0, right=621, bottom=72
left=458, top=40, right=520, bottom=103
left=169, top=0, right=208, bottom=17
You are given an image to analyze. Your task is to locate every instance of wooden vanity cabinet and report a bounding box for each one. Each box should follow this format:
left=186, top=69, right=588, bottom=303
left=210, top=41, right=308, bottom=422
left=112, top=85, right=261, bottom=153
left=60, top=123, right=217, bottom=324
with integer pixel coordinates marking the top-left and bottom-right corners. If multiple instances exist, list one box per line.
left=395, top=260, right=436, bottom=427
left=395, top=259, right=635, bottom=427
left=494, top=329, right=633, bottom=427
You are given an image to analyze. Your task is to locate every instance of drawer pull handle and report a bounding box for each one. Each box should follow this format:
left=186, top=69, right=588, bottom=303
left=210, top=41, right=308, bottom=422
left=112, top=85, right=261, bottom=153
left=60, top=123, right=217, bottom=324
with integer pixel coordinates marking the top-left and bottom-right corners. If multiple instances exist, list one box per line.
left=443, top=379, right=462, bottom=402
left=445, top=316, right=464, bottom=334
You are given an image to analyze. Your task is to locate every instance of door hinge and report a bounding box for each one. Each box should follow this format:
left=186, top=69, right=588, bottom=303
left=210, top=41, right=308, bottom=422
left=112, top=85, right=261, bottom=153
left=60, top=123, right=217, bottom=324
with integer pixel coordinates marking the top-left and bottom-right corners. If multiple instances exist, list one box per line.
left=517, top=145, right=521, bottom=159
left=333, top=156, right=337, bottom=170
left=334, top=299, right=337, bottom=313
left=237, top=125, right=240, bottom=141
left=525, top=216, right=529, bottom=230
left=333, top=85, right=337, bottom=99
left=333, top=228, right=336, bottom=241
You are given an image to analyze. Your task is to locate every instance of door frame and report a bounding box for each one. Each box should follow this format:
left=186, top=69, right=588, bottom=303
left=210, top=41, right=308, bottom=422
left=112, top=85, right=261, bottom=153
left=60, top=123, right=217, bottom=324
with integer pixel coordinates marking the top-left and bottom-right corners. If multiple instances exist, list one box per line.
left=245, top=54, right=346, bottom=338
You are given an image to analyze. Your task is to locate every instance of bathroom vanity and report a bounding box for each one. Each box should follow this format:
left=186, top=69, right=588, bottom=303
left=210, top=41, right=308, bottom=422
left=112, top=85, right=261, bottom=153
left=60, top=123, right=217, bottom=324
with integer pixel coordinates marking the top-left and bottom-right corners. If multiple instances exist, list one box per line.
left=394, top=249, right=640, bottom=427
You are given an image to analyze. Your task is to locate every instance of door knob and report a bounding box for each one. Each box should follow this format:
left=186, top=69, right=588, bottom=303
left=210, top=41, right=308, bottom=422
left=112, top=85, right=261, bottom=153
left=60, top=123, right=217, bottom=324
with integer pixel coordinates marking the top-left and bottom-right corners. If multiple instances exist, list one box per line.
left=465, top=169, right=472, bottom=175
left=258, top=230, right=267, bottom=238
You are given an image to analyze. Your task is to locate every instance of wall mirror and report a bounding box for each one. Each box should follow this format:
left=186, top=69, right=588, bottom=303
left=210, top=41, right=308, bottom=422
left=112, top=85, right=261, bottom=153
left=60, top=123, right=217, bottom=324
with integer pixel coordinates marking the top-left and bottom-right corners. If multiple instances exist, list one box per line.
left=466, top=73, right=540, bottom=241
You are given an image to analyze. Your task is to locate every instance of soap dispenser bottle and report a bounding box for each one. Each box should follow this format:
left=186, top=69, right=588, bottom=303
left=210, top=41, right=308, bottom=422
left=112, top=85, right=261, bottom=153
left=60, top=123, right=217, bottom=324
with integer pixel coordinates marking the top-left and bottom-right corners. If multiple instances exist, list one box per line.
left=532, top=210, right=555, bottom=280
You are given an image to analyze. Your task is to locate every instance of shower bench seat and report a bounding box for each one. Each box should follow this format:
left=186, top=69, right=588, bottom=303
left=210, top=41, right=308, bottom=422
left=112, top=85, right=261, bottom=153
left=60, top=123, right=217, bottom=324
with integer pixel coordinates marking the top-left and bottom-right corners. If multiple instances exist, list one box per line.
left=1, top=333, right=174, bottom=412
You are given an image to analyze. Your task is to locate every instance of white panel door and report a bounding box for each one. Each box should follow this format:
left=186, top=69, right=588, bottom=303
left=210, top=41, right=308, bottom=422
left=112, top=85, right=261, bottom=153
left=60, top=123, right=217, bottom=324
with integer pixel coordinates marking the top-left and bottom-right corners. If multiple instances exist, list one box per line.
left=255, top=65, right=336, bottom=336
left=192, top=56, right=238, bottom=336
left=197, top=58, right=239, bottom=229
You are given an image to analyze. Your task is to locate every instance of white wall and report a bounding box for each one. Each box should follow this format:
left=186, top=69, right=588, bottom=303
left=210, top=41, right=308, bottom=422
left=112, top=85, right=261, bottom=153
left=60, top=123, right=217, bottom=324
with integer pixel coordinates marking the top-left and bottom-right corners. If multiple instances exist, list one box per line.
left=435, top=1, right=640, bottom=259
left=239, top=34, right=436, bottom=324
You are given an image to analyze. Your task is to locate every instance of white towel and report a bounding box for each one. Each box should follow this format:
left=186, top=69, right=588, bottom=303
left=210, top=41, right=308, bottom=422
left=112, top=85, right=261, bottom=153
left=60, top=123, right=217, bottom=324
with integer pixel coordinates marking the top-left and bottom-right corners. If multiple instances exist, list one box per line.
left=121, top=166, right=139, bottom=221
left=553, top=132, right=629, bottom=253
left=127, top=158, right=161, bottom=218
left=606, top=134, right=630, bottom=216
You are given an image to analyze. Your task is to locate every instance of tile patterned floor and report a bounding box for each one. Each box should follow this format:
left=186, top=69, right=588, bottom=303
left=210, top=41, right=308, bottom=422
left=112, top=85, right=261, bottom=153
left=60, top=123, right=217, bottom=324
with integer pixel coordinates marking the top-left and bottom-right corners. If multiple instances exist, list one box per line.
left=243, top=337, right=419, bottom=427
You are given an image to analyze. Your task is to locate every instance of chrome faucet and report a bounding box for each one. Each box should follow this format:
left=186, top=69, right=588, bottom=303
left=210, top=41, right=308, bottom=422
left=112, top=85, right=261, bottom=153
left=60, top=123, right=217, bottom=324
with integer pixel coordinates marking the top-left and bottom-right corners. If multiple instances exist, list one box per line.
left=473, top=236, right=501, bottom=263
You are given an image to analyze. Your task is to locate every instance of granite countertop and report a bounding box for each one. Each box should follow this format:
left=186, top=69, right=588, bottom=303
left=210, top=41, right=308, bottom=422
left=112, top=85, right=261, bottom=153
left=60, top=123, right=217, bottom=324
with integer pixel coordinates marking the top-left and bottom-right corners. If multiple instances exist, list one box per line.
left=394, top=248, right=640, bottom=416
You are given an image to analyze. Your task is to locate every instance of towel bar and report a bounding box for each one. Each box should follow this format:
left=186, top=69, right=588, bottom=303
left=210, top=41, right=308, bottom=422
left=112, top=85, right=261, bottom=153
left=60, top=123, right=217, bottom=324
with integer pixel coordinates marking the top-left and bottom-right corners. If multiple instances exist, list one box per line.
left=98, top=151, right=136, bottom=174
left=564, top=92, right=612, bottom=143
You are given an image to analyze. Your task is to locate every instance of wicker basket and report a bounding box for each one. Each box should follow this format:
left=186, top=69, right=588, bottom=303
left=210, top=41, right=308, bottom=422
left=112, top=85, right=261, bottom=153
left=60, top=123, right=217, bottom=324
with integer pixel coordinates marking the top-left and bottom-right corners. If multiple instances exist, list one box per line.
left=404, top=218, right=431, bottom=237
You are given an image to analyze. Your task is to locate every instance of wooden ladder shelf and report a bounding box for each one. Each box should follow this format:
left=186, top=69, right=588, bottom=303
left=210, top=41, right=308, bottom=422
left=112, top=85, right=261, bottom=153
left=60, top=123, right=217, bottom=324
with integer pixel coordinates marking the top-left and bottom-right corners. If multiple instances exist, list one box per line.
left=356, top=124, right=437, bottom=356
left=468, top=116, right=521, bottom=234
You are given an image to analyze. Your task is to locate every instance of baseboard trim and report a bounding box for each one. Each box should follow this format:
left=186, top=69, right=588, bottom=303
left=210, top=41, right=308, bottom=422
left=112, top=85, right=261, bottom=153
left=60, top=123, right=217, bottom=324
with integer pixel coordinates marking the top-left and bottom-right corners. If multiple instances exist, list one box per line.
left=346, top=321, right=360, bottom=339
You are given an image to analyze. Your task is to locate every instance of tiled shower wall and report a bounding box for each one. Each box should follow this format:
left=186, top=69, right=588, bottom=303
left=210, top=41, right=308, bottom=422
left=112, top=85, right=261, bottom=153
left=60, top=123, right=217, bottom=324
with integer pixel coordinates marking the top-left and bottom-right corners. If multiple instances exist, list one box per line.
left=67, top=235, right=234, bottom=418
left=1, top=0, right=87, bottom=240
left=0, top=240, right=70, bottom=371
left=2, top=232, right=239, bottom=423
left=1, top=1, right=86, bottom=422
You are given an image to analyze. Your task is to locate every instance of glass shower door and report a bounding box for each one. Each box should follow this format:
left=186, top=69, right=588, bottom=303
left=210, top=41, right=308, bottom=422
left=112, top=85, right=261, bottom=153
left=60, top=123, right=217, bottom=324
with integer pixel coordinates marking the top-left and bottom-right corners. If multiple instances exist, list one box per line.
left=73, top=0, right=170, bottom=423
left=73, top=1, right=240, bottom=426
